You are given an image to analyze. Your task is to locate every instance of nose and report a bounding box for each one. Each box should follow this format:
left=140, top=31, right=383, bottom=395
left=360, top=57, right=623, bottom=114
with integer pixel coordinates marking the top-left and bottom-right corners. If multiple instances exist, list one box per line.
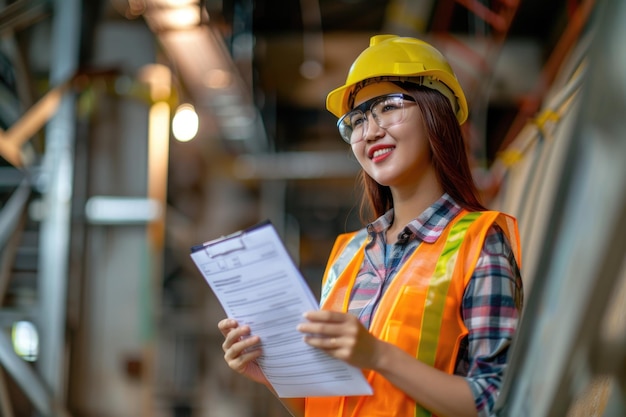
left=363, top=112, right=385, bottom=141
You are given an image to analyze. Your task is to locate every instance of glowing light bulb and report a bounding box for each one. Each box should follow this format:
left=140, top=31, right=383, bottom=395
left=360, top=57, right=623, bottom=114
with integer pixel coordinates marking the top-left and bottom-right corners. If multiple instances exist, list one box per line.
left=172, top=103, right=199, bottom=142
left=12, top=321, right=39, bottom=362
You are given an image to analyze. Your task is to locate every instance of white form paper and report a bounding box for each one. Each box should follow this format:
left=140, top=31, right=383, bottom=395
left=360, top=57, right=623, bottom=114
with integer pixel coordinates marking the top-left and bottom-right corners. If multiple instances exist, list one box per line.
left=190, top=221, right=372, bottom=398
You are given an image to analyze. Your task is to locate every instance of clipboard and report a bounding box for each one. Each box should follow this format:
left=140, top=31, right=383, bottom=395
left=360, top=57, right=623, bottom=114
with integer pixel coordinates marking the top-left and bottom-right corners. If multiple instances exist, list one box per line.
left=190, top=220, right=372, bottom=398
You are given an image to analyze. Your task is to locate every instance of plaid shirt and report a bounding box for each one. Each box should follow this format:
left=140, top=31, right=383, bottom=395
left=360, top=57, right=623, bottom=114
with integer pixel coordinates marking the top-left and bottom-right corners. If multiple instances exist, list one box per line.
left=347, top=193, right=523, bottom=417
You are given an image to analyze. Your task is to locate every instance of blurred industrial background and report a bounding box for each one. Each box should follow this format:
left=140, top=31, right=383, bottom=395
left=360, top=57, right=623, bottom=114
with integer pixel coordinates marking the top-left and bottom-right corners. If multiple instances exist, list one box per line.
left=0, top=0, right=624, bottom=416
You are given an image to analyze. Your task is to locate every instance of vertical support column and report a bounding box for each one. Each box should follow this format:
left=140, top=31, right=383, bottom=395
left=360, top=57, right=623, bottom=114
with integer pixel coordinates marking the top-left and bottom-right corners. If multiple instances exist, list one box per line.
left=36, top=0, right=81, bottom=399
left=140, top=64, right=172, bottom=417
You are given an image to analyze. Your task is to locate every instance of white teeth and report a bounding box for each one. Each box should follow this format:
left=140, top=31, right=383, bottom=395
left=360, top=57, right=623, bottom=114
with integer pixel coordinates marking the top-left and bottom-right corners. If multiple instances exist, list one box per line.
left=372, top=148, right=392, bottom=158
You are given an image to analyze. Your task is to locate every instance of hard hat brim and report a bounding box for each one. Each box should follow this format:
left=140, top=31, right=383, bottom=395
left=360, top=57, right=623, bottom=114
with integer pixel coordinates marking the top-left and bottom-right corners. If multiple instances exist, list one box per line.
left=326, top=70, right=468, bottom=125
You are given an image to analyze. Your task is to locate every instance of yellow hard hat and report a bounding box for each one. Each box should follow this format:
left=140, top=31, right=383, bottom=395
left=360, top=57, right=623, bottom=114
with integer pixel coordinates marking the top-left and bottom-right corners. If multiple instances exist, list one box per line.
left=326, top=34, right=468, bottom=124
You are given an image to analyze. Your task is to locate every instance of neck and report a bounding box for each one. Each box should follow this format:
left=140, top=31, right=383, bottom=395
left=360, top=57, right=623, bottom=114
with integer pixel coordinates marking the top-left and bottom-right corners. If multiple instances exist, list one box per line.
left=387, top=168, right=444, bottom=240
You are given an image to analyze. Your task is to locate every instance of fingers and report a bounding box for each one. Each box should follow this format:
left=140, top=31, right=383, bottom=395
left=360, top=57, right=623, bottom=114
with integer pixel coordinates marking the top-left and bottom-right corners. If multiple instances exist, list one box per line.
left=219, top=321, right=263, bottom=374
left=325, top=336, right=341, bottom=349
left=224, top=333, right=261, bottom=363
left=217, top=318, right=238, bottom=337
left=301, top=333, right=343, bottom=349
left=298, top=310, right=359, bottom=337
left=297, top=312, right=353, bottom=352
left=218, top=319, right=258, bottom=351
left=218, top=319, right=258, bottom=357
left=303, top=310, right=346, bottom=322
left=221, top=323, right=254, bottom=353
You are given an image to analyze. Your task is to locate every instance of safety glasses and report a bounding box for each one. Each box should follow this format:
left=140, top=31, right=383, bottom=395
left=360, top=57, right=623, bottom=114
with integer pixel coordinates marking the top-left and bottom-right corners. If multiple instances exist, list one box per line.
left=337, top=93, right=416, bottom=144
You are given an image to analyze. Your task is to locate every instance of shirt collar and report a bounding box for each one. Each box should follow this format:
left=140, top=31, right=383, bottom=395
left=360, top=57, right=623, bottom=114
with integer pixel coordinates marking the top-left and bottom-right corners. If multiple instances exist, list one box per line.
left=367, top=193, right=463, bottom=244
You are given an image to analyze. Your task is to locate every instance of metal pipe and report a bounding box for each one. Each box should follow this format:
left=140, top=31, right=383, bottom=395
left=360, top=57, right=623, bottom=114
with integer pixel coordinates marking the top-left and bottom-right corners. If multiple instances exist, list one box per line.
left=36, top=0, right=81, bottom=402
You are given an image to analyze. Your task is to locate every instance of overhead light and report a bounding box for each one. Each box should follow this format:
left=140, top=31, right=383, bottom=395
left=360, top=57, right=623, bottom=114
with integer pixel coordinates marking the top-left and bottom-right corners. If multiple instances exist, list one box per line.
left=12, top=321, right=39, bottom=362
left=172, top=103, right=199, bottom=142
left=148, top=0, right=198, bottom=6
left=159, top=6, right=201, bottom=28
left=142, top=0, right=203, bottom=32
left=146, top=9, right=268, bottom=147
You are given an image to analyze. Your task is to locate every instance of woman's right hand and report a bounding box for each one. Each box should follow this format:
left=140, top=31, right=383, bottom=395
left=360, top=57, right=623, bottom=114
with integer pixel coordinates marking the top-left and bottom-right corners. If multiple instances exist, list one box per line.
left=218, top=318, right=268, bottom=385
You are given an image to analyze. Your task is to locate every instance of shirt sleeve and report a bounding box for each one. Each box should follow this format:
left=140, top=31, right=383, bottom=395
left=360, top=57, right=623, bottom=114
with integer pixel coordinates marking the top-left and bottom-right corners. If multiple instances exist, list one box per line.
left=462, top=224, right=523, bottom=417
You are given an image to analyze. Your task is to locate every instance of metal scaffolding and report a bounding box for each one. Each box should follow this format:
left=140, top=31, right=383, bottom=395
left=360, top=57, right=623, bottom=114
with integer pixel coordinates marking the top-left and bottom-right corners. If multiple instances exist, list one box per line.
left=496, top=0, right=626, bottom=415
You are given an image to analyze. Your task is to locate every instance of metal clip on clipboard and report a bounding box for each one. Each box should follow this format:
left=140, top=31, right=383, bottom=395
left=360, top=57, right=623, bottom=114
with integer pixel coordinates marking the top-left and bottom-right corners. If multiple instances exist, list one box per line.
left=201, top=231, right=245, bottom=257
left=191, top=220, right=271, bottom=257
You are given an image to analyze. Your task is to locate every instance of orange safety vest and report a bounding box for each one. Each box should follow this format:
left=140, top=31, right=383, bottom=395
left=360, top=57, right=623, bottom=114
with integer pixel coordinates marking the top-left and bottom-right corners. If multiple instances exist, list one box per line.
left=305, top=210, right=521, bottom=417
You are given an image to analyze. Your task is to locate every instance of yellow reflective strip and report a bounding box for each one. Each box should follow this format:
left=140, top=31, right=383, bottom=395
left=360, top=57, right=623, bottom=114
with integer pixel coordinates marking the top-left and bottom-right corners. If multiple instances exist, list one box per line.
left=497, top=149, right=524, bottom=167
left=416, top=212, right=481, bottom=366
left=416, top=405, right=431, bottom=417
left=415, top=403, right=432, bottom=417
left=534, top=108, right=561, bottom=132
left=414, top=212, right=481, bottom=417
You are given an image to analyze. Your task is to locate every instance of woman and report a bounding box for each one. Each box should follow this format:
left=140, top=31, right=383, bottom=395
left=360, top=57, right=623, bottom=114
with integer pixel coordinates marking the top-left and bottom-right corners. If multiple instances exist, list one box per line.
left=218, top=35, right=523, bottom=417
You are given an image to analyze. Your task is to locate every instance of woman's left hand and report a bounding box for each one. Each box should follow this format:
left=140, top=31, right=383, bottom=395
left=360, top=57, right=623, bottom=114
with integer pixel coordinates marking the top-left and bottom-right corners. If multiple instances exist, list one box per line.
left=297, top=310, right=385, bottom=370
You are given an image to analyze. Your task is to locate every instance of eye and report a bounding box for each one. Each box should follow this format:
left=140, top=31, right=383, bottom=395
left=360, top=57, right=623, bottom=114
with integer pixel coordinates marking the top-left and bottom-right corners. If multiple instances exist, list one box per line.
left=377, top=98, right=403, bottom=113
left=349, top=111, right=366, bottom=127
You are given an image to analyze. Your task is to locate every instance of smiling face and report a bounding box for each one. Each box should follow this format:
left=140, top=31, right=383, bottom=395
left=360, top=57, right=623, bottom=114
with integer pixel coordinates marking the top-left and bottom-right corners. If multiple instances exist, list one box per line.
left=350, top=82, right=433, bottom=191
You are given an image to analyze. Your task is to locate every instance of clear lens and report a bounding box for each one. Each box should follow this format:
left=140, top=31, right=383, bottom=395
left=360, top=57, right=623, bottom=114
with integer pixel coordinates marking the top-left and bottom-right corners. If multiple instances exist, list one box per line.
left=337, top=93, right=415, bottom=144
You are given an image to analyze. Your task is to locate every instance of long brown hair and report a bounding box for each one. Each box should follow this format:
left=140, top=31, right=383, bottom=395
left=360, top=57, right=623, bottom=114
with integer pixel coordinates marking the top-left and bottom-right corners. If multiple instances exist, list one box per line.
left=358, top=83, right=485, bottom=222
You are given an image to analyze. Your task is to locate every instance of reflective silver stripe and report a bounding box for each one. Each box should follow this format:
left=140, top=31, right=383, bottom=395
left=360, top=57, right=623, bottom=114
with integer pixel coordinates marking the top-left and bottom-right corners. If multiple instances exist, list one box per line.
left=320, top=228, right=369, bottom=306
